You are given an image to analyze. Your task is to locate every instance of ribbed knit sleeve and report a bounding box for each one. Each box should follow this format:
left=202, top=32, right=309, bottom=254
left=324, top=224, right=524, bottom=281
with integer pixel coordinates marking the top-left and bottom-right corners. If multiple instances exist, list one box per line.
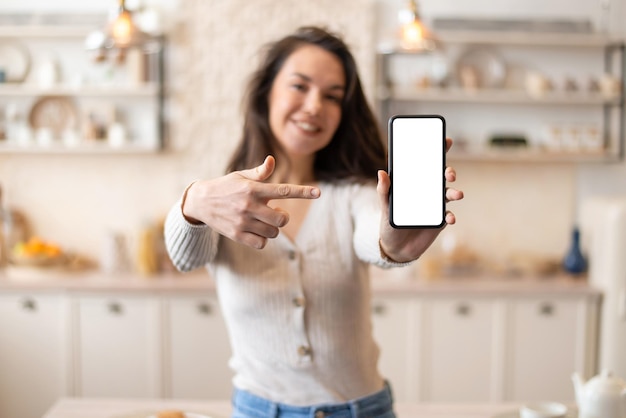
left=163, top=199, right=220, bottom=272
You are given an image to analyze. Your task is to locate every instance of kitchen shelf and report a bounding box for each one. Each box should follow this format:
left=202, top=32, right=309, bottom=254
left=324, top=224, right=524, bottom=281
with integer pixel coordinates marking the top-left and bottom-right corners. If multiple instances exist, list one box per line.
left=376, top=32, right=626, bottom=163
left=0, top=25, right=93, bottom=38
left=0, top=84, right=159, bottom=97
left=0, top=23, right=166, bottom=154
left=0, top=141, right=160, bottom=154
left=431, top=30, right=619, bottom=48
left=379, top=31, right=622, bottom=52
left=447, top=148, right=620, bottom=163
left=383, top=86, right=620, bottom=105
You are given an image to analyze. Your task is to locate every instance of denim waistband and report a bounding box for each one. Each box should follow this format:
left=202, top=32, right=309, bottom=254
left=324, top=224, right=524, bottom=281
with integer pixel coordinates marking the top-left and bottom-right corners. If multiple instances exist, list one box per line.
left=231, top=382, right=395, bottom=418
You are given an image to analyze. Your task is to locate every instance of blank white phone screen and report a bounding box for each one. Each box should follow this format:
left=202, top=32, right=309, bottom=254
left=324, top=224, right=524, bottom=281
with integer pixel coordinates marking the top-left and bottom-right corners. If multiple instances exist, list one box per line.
left=390, top=115, right=445, bottom=228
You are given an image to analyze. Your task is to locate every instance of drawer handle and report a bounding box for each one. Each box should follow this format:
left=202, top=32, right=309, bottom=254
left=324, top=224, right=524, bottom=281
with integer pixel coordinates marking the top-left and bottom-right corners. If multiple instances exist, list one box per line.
left=197, top=302, right=212, bottom=315
left=372, top=304, right=386, bottom=315
left=456, top=303, right=471, bottom=316
left=539, top=302, right=554, bottom=316
left=108, top=302, right=123, bottom=315
left=21, top=298, right=37, bottom=311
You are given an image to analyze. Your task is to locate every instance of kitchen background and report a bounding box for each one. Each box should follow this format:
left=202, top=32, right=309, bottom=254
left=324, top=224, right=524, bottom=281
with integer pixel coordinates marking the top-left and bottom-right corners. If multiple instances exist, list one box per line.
left=1, top=2, right=625, bottom=418
left=0, top=0, right=625, bottom=270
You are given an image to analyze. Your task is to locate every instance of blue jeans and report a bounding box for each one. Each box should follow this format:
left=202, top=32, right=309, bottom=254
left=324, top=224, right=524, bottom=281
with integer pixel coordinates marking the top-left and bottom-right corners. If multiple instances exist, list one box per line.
left=231, top=382, right=396, bottom=418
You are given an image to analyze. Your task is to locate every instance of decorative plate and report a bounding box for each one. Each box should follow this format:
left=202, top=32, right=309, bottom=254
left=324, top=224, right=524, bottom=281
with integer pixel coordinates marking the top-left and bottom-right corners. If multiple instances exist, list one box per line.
left=455, top=46, right=507, bottom=89
left=28, top=96, right=79, bottom=138
left=0, top=39, right=31, bottom=82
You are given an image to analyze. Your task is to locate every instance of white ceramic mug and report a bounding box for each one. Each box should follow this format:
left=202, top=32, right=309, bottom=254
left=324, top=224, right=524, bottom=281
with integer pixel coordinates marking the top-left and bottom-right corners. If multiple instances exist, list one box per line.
left=520, top=402, right=568, bottom=418
left=599, top=74, right=622, bottom=98
left=525, top=71, right=552, bottom=98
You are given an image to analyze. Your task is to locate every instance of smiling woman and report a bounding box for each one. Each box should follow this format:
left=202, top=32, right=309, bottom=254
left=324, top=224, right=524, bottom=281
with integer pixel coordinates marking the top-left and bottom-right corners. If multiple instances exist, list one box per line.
left=163, top=25, right=463, bottom=418
left=267, top=44, right=344, bottom=168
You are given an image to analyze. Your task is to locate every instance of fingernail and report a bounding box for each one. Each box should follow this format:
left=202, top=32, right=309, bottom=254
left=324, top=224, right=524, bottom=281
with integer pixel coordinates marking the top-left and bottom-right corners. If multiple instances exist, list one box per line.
left=311, top=188, right=320, bottom=197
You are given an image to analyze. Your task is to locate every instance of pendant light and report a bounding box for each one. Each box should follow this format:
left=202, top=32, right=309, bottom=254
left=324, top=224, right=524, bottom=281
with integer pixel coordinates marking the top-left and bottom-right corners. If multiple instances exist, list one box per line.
left=398, top=0, right=438, bottom=52
left=85, top=0, right=159, bottom=64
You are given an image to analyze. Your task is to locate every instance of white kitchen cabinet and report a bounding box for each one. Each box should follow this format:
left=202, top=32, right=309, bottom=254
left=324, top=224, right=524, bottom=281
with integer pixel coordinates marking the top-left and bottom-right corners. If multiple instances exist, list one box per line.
left=420, top=297, right=497, bottom=402
left=0, top=291, right=69, bottom=418
left=505, top=297, right=591, bottom=402
left=164, top=294, right=233, bottom=399
left=371, top=296, right=415, bottom=402
left=74, top=294, right=162, bottom=398
left=0, top=277, right=602, bottom=414
left=376, top=31, right=625, bottom=162
left=371, top=289, right=599, bottom=404
left=0, top=24, right=164, bottom=154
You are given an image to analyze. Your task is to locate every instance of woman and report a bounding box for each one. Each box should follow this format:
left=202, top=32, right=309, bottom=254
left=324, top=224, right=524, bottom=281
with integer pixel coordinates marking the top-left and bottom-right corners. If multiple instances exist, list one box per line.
left=165, top=26, right=463, bottom=418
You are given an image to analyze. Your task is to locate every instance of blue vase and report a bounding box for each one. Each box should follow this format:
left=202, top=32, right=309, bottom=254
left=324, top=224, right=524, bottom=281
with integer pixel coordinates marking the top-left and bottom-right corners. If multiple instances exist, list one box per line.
left=563, top=227, right=587, bottom=275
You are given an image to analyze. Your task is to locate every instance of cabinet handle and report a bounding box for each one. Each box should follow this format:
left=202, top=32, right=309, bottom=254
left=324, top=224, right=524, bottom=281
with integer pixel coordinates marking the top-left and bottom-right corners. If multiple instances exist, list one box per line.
left=197, top=302, right=212, bottom=315
left=108, top=301, right=123, bottom=315
left=372, top=304, right=386, bottom=316
left=456, top=303, right=471, bottom=316
left=21, top=298, right=37, bottom=312
left=539, top=302, right=554, bottom=316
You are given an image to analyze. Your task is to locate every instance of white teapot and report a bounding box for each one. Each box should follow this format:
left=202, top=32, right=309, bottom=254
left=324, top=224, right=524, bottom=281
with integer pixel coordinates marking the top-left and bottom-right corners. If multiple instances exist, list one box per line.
left=572, top=369, right=626, bottom=418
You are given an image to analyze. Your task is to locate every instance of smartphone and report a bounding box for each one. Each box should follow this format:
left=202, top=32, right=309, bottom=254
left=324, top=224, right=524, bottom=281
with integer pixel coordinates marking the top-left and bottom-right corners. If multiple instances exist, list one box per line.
left=388, top=115, right=446, bottom=228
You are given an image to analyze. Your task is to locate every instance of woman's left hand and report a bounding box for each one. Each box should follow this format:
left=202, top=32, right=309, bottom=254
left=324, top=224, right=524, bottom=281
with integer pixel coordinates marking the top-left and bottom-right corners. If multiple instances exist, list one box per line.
left=376, top=137, right=464, bottom=263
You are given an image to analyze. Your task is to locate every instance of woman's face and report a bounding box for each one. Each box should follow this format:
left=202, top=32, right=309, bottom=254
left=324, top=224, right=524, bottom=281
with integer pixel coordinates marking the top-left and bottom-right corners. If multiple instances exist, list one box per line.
left=268, top=44, right=345, bottom=160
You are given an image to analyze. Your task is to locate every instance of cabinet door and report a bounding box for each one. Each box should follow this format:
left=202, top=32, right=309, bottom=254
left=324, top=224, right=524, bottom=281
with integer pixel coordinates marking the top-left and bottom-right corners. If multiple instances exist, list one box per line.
left=75, top=295, right=161, bottom=398
left=371, top=297, right=413, bottom=402
left=165, top=294, right=233, bottom=399
left=421, top=298, right=495, bottom=402
left=506, top=298, right=582, bottom=402
left=0, top=292, right=68, bottom=418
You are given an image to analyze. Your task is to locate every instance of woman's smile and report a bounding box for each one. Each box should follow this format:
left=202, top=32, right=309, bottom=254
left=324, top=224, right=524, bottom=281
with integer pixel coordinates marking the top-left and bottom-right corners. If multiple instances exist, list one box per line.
left=293, top=119, right=321, bottom=133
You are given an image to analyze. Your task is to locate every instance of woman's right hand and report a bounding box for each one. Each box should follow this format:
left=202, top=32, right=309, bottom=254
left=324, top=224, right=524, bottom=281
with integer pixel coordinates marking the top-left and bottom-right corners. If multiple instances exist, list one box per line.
left=181, top=155, right=320, bottom=249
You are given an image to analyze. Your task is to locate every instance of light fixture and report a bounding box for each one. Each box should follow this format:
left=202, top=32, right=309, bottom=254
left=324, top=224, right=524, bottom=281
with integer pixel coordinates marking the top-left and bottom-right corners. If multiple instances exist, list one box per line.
left=85, top=0, right=160, bottom=64
left=397, top=0, right=437, bottom=52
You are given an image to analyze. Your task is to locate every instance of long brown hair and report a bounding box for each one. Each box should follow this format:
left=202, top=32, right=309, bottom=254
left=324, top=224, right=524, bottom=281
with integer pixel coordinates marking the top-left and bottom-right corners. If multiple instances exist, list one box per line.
left=226, top=26, right=386, bottom=182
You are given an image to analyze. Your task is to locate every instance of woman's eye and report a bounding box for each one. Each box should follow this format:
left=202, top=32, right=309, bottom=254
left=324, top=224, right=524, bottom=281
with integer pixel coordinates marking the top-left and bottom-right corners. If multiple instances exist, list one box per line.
left=292, top=84, right=306, bottom=91
left=326, top=95, right=343, bottom=104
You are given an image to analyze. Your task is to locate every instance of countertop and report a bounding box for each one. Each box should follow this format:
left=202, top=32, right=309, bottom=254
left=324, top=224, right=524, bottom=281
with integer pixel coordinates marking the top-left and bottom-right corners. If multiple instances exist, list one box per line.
left=42, top=397, right=577, bottom=418
left=0, top=266, right=600, bottom=298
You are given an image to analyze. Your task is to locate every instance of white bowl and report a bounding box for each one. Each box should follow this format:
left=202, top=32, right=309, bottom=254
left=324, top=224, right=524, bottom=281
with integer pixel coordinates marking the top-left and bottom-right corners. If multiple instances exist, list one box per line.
left=520, top=402, right=568, bottom=418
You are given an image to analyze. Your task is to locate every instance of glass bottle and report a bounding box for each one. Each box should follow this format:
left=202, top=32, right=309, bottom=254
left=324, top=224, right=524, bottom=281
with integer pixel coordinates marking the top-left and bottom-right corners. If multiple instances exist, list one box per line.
left=562, top=226, right=587, bottom=275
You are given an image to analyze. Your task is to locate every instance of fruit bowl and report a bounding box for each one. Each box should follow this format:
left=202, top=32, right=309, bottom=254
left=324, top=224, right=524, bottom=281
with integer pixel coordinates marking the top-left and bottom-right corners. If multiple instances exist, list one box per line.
left=10, top=237, right=67, bottom=267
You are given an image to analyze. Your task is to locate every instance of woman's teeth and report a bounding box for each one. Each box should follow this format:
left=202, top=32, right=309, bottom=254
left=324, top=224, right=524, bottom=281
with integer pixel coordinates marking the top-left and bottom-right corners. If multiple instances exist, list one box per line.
left=296, top=121, right=318, bottom=132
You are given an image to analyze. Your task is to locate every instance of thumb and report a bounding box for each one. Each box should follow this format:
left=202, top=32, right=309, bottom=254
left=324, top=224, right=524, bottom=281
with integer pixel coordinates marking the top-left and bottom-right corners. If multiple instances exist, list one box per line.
left=377, top=170, right=391, bottom=212
left=240, top=155, right=276, bottom=182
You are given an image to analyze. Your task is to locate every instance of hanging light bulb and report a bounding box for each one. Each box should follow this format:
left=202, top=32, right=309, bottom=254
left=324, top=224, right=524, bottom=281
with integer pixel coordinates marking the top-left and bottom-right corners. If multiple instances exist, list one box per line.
left=398, top=0, right=437, bottom=51
left=110, top=6, right=134, bottom=47
left=85, top=0, right=159, bottom=64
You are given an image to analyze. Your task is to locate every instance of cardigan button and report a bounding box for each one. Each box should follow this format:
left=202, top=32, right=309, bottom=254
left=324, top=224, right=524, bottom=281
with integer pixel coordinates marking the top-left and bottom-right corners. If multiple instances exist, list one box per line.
left=292, top=297, right=305, bottom=307
left=288, top=250, right=297, bottom=260
left=297, top=345, right=311, bottom=357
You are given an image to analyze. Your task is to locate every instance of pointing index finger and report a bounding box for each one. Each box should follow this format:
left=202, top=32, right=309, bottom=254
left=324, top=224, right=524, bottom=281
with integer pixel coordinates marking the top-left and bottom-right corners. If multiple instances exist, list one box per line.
left=258, top=182, right=321, bottom=200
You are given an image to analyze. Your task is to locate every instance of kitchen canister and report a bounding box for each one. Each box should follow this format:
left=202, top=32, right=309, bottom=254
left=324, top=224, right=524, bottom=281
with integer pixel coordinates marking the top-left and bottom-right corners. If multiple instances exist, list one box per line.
left=101, top=230, right=131, bottom=275
left=135, top=223, right=159, bottom=277
left=36, top=55, right=60, bottom=88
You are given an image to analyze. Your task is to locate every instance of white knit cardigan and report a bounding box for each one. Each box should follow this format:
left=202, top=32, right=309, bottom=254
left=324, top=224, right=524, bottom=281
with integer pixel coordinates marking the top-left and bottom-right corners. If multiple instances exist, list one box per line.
left=164, top=180, right=407, bottom=405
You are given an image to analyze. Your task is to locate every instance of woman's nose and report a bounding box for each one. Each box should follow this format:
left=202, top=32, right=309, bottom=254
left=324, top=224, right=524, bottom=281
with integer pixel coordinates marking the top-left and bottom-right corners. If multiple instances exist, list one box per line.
left=303, top=90, right=322, bottom=115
